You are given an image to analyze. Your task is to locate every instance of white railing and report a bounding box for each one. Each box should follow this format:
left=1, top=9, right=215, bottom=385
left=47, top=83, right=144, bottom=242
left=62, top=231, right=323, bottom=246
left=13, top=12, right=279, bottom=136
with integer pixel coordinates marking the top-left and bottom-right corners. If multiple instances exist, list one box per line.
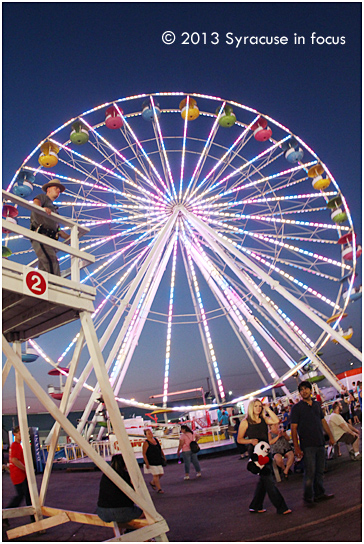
left=63, top=443, right=87, bottom=461
left=43, top=423, right=233, bottom=464
left=90, top=440, right=112, bottom=458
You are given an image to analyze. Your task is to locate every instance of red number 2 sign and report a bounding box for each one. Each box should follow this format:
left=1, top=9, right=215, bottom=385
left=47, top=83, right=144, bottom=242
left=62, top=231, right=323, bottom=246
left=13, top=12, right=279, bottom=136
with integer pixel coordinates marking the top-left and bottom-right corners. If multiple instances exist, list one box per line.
left=24, top=269, right=48, bottom=299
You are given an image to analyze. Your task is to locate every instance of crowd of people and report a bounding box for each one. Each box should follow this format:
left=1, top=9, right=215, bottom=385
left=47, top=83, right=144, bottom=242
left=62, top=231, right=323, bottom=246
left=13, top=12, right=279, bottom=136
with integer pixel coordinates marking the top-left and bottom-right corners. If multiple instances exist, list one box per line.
left=93, top=379, right=360, bottom=526
left=4, top=380, right=361, bottom=531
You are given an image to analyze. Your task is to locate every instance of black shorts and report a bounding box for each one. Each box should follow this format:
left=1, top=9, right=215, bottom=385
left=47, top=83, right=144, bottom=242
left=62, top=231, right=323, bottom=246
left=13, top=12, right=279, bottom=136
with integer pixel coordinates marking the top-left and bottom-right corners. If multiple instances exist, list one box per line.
left=338, top=433, right=357, bottom=445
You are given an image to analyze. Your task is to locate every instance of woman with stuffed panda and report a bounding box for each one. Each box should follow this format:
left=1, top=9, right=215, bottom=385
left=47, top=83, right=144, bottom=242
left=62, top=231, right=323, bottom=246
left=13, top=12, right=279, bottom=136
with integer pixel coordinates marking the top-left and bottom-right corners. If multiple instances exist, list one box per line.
left=237, top=399, right=292, bottom=515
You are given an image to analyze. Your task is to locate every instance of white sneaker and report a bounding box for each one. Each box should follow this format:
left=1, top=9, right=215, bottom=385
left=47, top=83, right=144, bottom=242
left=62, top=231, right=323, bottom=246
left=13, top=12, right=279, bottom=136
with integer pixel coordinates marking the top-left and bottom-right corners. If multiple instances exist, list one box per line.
left=196, top=472, right=201, bottom=478
left=352, top=453, right=362, bottom=461
left=184, top=475, right=190, bottom=480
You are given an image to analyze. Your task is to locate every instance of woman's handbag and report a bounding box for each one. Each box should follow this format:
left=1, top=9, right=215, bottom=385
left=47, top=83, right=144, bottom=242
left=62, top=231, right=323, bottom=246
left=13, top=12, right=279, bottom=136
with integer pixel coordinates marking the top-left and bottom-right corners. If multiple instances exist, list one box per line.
left=190, top=440, right=200, bottom=453
left=161, top=457, right=167, bottom=467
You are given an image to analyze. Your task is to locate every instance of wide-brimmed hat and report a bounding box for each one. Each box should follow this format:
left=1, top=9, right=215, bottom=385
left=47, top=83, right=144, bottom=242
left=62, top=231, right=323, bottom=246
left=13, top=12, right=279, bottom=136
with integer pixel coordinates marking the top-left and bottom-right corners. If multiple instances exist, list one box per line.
left=42, top=178, right=65, bottom=193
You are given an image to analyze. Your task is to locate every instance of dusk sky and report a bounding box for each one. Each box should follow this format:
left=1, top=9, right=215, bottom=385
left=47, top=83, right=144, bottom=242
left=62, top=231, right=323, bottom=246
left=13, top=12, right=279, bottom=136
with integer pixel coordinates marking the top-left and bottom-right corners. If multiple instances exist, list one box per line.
left=2, top=2, right=362, bottom=414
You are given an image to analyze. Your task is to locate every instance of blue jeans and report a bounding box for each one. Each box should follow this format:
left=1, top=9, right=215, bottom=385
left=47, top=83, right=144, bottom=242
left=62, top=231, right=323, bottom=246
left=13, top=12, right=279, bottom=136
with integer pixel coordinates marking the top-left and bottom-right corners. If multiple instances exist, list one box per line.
left=302, top=446, right=325, bottom=501
left=249, top=469, right=288, bottom=514
left=182, top=451, right=201, bottom=474
left=96, top=505, right=143, bottom=523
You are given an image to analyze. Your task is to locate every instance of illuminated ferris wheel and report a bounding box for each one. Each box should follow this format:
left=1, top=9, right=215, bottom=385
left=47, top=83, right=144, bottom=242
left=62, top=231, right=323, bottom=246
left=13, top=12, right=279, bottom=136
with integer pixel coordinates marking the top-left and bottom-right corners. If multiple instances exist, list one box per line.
left=5, top=92, right=362, bottom=427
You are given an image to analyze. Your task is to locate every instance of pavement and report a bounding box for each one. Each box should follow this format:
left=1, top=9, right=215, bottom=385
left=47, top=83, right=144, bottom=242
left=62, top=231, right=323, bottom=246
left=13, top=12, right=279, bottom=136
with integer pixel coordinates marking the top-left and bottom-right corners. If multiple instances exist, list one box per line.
left=2, top=446, right=362, bottom=542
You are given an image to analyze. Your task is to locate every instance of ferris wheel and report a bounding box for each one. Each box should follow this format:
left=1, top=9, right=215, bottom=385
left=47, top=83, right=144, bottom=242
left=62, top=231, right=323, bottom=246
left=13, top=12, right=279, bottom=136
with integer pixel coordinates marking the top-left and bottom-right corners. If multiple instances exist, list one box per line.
left=4, top=92, right=362, bottom=425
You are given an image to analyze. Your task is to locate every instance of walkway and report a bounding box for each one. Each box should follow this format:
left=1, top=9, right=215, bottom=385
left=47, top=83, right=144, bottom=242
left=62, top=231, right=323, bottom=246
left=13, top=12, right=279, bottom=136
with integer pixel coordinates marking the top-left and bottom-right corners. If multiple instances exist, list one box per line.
left=2, top=446, right=361, bottom=541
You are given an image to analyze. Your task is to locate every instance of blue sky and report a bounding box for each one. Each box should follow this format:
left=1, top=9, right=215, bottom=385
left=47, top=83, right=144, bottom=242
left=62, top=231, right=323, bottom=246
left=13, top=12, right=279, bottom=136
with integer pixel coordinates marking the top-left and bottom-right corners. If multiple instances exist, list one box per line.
left=2, top=2, right=362, bottom=413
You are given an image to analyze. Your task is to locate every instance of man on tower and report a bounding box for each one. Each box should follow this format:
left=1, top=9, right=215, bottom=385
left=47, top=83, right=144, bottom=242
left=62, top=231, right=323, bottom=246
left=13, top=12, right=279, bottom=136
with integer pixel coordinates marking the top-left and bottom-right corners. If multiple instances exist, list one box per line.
left=30, top=178, right=68, bottom=276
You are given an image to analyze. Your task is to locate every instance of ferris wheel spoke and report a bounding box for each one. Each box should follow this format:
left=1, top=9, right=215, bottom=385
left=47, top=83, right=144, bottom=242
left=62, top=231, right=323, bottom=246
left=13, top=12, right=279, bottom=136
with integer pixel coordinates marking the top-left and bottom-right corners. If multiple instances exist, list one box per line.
left=243, top=252, right=341, bottom=311
left=222, top=143, right=288, bottom=196
left=162, top=232, right=179, bottom=405
left=149, top=96, right=177, bottom=202
left=183, top=102, right=225, bottom=201
left=187, top=115, right=260, bottom=202
left=198, top=231, right=343, bottom=288
left=50, top=138, right=166, bottom=208
left=247, top=298, right=303, bottom=356
left=56, top=151, right=126, bottom=194
left=180, top=229, right=225, bottom=402
left=193, top=161, right=317, bottom=210
left=238, top=189, right=337, bottom=208
left=178, top=96, right=190, bottom=201
left=80, top=220, right=166, bottom=285
left=201, top=216, right=351, bottom=273
left=187, top=226, right=292, bottom=383
left=187, top=209, right=361, bottom=359
left=23, top=166, right=122, bottom=199
left=199, top=124, right=256, bottom=196
left=189, top=135, right=292, bottom=205
left=58, top=214, right=165, bottom=276
left=110, top=228, right=178, bottom=394
left=189, top=220, right=318, bottom=355
left=220, top=304, right=270, bottom=386
left=113, top=105, right=170, bottom=193
left=258, top=253, right=342, bottom=282
left=79, top=116, right=166, bottom=202
left=196, top=214, right=350, bottom=256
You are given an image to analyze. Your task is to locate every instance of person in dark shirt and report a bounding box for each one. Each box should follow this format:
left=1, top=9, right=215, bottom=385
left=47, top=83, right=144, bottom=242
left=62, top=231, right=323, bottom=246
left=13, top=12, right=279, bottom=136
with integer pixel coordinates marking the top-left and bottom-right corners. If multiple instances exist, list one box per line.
left=339, top=394, right=351, bottom=423
left=281, top=408, right=290, bottom=430
left=30, top=179, right=68, bottom=276
left=291, top=381, right=335, bottom=506
left=142, top=429, right=166, bottom=493
left=96, top=454, right=143, bottom=523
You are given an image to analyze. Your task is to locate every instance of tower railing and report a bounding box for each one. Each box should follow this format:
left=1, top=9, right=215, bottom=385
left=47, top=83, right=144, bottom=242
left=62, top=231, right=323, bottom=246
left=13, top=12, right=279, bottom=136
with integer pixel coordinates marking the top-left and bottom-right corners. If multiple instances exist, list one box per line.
left=2, top=189, right=94, bottom=283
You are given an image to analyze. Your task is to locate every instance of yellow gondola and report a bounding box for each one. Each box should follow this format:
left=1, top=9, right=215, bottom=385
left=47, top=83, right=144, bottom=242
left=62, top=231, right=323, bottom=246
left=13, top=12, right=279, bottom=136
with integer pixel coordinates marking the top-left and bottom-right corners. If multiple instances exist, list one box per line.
left=326, top=312, right=347, bottom=324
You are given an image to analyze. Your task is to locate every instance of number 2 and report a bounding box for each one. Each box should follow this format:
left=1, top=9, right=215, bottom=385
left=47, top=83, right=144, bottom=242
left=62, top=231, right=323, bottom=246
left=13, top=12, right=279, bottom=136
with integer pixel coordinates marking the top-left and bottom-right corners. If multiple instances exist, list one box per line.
left=30, top=274, right=42, bottom=292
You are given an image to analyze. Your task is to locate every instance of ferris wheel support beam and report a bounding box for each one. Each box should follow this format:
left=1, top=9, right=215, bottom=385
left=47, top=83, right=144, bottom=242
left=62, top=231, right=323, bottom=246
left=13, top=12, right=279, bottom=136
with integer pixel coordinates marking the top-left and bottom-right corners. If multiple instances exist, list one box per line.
left=105, top=216, right=177, bottom=389
left=190, top=246, right=269, bottom=387
left=40, top=329, right=84, bottom=503
left=184, top=213, right=354, bottom=392
left=225, top=311, right=269, bottom=386
left=190, top=244, right=292, bottom=396
left=45, top=256, right=154, bottom=444
left=13, top=342, right=43, bottom=523
left=181, top=246, right=221, bottom=403
left=186, top=210, right=362, bottom=364
left=190, top=242, right=297, bottom=372
left=112, top=232, right=178, bottom=392
left=92, top=233, right=178, bottom=440
left=44, top=330, right=84, bottom=447
left=76, top=213, right=178, bottom=437
left=182, top=230, right=227, bottom=401
left=3, top=336, right=163, bottom=524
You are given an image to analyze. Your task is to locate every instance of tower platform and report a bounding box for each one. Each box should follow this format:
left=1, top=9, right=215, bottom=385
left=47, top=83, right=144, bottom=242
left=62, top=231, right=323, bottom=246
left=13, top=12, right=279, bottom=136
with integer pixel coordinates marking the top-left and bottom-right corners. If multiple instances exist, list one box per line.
left=2, top=259, right=96, bottom=342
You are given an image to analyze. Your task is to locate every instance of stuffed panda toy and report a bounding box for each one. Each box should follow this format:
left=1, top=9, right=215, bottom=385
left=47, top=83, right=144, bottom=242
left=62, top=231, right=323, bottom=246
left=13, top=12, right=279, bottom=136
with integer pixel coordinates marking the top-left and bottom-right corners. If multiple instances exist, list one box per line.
left=247, top=441, right=271, bottom=475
